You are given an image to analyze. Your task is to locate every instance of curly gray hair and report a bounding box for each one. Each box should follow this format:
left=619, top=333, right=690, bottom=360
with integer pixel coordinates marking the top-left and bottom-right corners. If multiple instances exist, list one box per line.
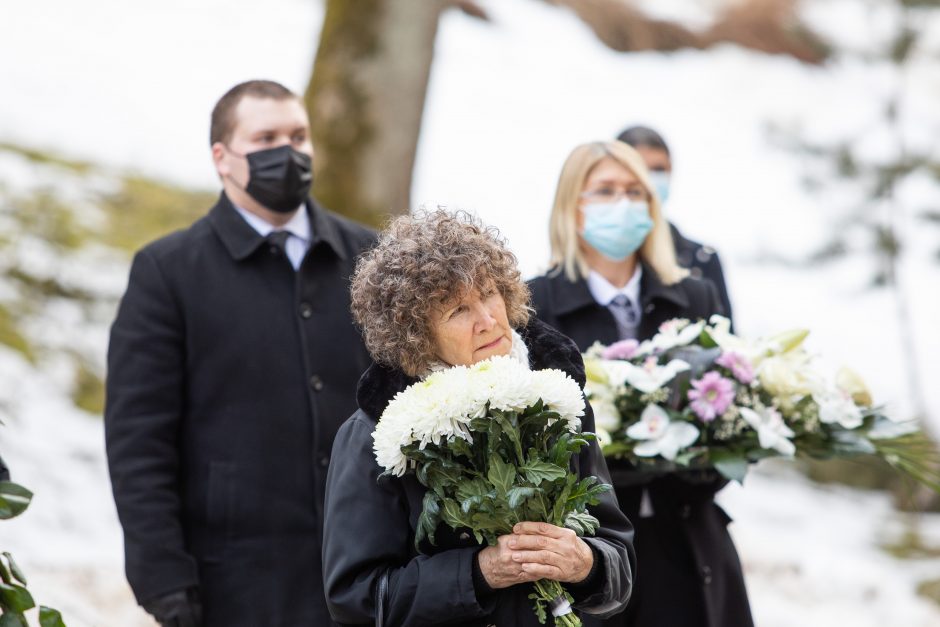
left=350, top=209, right=531, bottom=377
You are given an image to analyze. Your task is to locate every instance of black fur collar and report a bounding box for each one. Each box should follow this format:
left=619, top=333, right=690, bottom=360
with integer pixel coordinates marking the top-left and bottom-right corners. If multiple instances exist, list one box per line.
left=356, top=317, right=585, bottom=419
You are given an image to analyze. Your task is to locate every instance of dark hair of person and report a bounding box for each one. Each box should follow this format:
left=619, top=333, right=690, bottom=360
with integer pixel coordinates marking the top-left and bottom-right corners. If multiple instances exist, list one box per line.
left=210, top=80, right=298, bottom=146
left=616, top=125, right=670, bottom=156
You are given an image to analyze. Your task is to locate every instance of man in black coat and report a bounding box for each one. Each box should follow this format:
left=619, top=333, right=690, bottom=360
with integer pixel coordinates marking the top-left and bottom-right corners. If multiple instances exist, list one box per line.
left=617, top=126, right=734, bottom=329
left=105, top=80, right=375, bottom=627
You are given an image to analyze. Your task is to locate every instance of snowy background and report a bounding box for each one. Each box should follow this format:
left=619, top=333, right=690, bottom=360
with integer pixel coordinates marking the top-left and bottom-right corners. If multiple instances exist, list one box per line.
left=1, top=0, right=939, bottom=625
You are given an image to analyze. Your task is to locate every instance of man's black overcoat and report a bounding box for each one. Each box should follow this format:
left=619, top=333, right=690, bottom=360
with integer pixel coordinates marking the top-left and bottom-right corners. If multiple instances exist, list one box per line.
left=105, top=193, right=375, bottom=626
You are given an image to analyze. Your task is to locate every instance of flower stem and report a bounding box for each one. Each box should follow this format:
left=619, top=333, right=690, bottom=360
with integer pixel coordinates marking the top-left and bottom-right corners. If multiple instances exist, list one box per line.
left=532, top=579, right=581, bottom=626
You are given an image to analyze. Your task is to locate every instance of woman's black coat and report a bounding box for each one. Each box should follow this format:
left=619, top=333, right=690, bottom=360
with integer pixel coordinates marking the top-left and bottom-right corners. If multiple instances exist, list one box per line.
left=322, top=318, right=636, bottom=627
left=528, top=266, right=754, bottom=627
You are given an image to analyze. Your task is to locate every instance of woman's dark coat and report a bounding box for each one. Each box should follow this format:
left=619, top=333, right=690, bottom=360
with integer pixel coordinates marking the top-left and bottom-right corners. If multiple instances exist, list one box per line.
left=528, top=266, right=754, bottom=627
left=322, top=318, right=636, bottom=627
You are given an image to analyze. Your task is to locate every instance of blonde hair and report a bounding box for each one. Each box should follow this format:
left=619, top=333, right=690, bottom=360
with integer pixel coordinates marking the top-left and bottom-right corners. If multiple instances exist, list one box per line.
left=548, top=140, right=688, bottom=285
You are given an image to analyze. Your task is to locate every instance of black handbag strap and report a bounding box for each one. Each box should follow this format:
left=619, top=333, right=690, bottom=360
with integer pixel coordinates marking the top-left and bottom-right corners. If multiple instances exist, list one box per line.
left=375, top=570, right=389, bottom=627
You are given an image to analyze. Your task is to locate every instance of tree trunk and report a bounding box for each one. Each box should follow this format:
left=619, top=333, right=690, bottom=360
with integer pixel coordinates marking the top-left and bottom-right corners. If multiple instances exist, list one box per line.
left=305, top=0, right=451, bottom=227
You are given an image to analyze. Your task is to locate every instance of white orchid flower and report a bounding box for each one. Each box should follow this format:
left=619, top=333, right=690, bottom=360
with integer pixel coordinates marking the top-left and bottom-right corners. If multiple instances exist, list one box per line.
left=636, top=319, right=705, bottom=356
left=602, top=357, right=690, bottom=394
left=739, top=406, right=796, bottom=456
left=813, top=389, right=864, bottom=430
left=625, top=404, right=699, bottom=461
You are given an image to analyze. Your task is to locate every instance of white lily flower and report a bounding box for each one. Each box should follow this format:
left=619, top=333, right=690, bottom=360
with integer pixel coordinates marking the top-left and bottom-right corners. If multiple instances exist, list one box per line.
left=813, top=389, right=864, bottom=430
left=602, top=357, right=690, bottom=394
left=835, top=366, right=873, bottom=407
left=636, top=319, right=705, bottom=356
left=588, top=395, right=621, bottom=433
left=595, top=426, right=613, bottom=448
left=625, top=404, right=699, bottom=461
left=739, top=406, right=796, bottom=456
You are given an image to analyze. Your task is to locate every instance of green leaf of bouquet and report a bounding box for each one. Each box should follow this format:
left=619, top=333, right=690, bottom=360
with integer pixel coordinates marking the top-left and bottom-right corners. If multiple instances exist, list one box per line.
left=0, top=612, right=28, bottom=627
left=830, top=430, right=877, bottom=456
left=528, top=592, right=548, bottom=624
left=713, top=457, right=749, bottom=484
left=698, top=329, right=718, bottom=348
left=506, top=486, right=539, bottom=509
left=520, top=461, right=568, bottom=485
left=487, top=454, right=515, bottom=497
left=456, top=478, right=491, bottom=513
left=0, top=582, right=35, bottom=613
left=39, top=607, right=67, bottom=627
left=564, top=510, right=601, bottom=537
left=415, top=491, right=441, bottom=549
left=0, top=482, right=33, bottom=520
left=471, top=512, right=512, bottom=536
left=551, top=474, right=578, bottom=525
left=441, top=498, right=470, bottom=529
left=1, top=554, right=25, bottom=586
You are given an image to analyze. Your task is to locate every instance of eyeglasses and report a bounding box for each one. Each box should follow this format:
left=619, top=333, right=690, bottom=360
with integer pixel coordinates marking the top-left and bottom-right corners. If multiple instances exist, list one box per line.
left=580, top=187, right=648, bottom=203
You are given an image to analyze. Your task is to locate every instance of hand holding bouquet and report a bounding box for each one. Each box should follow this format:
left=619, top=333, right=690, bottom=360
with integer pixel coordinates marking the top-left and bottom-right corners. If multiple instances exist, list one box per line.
left=584, top=316, right=939, bottom=487
left=372, top=356, right=610, bottom=626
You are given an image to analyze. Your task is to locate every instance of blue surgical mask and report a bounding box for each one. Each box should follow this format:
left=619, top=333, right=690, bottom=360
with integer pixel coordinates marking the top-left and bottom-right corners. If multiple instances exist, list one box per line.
left=581, top=199, right=654, bottom=261
left=648, top=171, right=671, bottom=205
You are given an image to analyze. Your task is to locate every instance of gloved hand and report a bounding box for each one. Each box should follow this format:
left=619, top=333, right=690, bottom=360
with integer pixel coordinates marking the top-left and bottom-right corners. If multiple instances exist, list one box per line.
left=142, top=587, right=203, bottom=627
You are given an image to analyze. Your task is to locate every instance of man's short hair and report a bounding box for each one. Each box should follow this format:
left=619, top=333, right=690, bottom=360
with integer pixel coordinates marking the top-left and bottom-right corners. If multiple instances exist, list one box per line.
left=210, top=80, right=298, bottom=146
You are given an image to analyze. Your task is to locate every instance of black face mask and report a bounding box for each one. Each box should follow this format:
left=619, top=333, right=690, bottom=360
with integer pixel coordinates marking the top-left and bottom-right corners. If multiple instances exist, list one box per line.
left=229, top=144, right=313, bottom=213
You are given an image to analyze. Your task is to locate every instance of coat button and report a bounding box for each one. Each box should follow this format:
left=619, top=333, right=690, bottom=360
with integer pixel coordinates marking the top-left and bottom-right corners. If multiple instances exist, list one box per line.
left=269, top=244, right=282, bottom=256
left=701, top=565, right=713, bottom=585
left=318, top=454, right=330, bottom=468
left=644, top=303, right=655, bottom=314
left=679, top=504, right=691, bottom=519
left=299, top=302, right=313, bottom=319
left=309, top=375, right=324, bottom=391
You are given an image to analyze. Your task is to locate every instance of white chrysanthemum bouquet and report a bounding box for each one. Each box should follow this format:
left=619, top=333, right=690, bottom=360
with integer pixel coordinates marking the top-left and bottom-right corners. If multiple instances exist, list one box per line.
left=583, top=316, right=939, bottom=488
left=373, top=355, right=610, bottom=627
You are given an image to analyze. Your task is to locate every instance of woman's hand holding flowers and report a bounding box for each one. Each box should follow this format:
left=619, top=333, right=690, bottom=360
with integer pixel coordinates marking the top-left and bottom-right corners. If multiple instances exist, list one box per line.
left=479, top=522, right=594, bottom=589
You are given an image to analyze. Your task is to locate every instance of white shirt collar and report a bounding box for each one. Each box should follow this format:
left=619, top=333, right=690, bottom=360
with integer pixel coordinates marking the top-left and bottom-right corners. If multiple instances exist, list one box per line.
left=586, top=266, right=643, bottom=307
left=233, top=204, right=311, bottom=243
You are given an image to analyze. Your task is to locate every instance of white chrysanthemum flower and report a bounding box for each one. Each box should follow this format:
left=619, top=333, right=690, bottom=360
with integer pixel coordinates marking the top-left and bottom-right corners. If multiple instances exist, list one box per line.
left=468, top=355, right=534, bottom=414
left=529, top=368, right=586, bottom=431
left=373, top=356, right=585, bottom=475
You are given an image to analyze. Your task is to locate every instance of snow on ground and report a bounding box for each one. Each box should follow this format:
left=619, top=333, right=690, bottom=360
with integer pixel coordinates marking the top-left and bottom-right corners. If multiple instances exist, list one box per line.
left=1, top=0, right=939, bottom=625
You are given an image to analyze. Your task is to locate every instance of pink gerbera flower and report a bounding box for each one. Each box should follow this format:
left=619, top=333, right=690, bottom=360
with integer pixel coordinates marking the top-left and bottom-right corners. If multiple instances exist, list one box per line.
left=714, top=351, right=755, bottom=384
left=687, top=371, right=736, bottom=422
left=602, top=339, right=640, bottom=360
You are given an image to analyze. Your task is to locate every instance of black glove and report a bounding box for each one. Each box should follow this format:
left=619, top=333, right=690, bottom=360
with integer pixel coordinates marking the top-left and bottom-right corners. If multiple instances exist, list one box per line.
left=142, top=588, right=203, bottom=627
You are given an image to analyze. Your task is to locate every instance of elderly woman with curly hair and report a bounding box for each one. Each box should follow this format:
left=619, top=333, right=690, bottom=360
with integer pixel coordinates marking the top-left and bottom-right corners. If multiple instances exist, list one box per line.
left=322, top=210, right=635, bottom=627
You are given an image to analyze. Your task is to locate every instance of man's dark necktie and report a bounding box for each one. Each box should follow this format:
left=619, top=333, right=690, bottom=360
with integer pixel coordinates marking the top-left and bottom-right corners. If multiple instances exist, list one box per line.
left=608, top=294, right=638, bottom=339
left=266, top=230, right=291, bottom=257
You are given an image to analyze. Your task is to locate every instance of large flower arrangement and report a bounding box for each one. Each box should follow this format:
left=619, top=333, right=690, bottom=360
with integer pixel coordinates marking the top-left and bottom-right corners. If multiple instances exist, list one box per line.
left=373, top=356, right=610, bottom=626
left=583, top=316, right=939, bottom=486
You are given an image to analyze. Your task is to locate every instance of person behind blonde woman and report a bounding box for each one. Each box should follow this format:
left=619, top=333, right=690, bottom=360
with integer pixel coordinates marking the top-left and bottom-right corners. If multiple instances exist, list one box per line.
left=322, top=209, right=635, bottom=626
left=617, top=125, right=734, bottom=329
left=528, top=141, right=753, bottom=627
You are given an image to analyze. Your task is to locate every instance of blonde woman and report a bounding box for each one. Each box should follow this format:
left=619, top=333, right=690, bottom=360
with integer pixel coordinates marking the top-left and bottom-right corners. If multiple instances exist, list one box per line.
left=529, top=141, right=753, bottom=627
